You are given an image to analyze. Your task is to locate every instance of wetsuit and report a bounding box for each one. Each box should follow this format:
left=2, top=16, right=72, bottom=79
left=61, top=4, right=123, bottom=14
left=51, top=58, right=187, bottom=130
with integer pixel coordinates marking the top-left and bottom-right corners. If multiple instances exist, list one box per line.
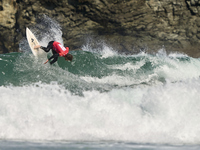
left=40, top=41, right=58, bottom=64
left=41, top=41, right=69, bottom=65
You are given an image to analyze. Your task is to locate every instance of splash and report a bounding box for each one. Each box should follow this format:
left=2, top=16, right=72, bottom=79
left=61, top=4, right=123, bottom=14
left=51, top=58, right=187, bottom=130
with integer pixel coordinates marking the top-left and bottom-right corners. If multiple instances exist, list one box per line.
left=1, top=16, right=200, bottom=144
left=19, top=15, right=63, bottom=54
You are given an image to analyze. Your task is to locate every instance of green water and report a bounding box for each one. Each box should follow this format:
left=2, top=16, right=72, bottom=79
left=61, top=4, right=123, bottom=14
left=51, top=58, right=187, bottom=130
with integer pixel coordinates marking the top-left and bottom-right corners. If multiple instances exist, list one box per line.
left=0, top=51, right=165, bottom=93
left=1, top=49, right=200, bottom=146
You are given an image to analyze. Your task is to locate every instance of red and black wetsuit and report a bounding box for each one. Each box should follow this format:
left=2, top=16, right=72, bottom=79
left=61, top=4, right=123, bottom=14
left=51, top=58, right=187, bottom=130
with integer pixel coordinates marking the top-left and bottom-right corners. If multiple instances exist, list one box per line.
left=41, top=41, right=69, bottom=64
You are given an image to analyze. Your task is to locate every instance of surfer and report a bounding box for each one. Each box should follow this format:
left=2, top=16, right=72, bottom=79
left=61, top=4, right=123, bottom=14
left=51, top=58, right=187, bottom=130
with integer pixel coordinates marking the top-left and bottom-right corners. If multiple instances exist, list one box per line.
left=34, top=41, right=73, bottom=65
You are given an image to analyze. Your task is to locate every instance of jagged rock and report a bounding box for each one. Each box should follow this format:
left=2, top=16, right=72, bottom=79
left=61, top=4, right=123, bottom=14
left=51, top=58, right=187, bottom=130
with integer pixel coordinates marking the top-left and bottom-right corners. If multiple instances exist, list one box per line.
left=0, top=0, right=17, bottom=53
left=1, top=0, right=200, bottom=57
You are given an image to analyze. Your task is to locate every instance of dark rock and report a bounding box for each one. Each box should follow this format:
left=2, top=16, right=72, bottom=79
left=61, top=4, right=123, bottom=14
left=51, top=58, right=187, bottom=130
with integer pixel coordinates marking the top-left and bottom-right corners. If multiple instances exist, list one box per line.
left=0, top=0, right=200, bottom=57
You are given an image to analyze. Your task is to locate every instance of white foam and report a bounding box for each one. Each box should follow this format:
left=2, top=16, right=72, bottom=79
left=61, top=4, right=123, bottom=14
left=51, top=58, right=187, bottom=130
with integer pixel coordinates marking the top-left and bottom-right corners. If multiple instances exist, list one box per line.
left=80, top=73, right=157, bottom=86
left=155, top=56, right=200, bottom=81
left=39, top=17, right=63, bottom=49
left=82, top=42, right=118, bottom=58
left=109, top=61, right=145, bottom=71
left=0, top=79, right=200, bottom=144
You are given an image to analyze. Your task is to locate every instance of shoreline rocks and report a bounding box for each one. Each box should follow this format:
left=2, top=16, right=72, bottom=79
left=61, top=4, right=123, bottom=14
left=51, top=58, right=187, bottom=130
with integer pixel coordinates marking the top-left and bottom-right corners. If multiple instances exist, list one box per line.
left=1, top=0, right=200, bottom=57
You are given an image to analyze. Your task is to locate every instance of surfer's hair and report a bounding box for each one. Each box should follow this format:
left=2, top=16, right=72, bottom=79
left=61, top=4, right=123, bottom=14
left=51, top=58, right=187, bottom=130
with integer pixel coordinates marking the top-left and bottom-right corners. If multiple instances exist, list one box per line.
left=65, top=53, right=73, bottom=61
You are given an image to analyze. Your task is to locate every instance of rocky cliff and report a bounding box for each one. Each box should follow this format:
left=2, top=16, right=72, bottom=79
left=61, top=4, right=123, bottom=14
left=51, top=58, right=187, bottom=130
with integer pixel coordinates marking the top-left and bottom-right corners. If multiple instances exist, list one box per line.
left=1, top=0, right=200, bottom=57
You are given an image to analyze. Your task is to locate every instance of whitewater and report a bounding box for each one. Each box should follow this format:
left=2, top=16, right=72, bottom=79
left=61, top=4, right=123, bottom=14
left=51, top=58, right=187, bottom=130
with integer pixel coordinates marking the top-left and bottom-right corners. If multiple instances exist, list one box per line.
left=1, top=16, right=200, bottom=150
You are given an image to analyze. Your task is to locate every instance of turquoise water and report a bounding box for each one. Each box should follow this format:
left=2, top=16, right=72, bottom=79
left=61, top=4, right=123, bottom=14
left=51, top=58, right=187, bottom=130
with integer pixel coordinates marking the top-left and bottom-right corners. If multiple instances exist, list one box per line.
left=1, top=49, right=200, bottom=149
left=1, top=16, right=200, bottom=149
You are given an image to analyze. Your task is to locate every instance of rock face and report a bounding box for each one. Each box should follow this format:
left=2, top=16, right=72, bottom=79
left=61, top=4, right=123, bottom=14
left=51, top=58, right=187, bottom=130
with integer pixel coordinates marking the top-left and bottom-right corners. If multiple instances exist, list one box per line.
left=1, top=0, right=200, bottom=57
left=0, top=0, right=17, bottom=53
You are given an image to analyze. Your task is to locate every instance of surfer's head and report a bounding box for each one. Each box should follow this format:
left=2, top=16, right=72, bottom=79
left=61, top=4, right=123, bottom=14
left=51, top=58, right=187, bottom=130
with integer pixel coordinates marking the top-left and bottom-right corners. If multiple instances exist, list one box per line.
left=64, top=53, right=73, bottom=61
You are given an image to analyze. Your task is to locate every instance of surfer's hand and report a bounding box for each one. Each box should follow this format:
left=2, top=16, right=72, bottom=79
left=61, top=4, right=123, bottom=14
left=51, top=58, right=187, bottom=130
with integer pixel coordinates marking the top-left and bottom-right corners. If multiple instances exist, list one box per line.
left=34, top=45, right=41, bottom=49
left=44, top=59, right=49, bottom=64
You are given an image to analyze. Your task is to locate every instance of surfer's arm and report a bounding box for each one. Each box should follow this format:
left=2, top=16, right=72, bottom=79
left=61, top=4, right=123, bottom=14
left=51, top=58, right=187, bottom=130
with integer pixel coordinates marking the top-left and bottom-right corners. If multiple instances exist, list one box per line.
left=44, top=53, right=59, bottom=65
left=44, top=59, right=49, bottom=64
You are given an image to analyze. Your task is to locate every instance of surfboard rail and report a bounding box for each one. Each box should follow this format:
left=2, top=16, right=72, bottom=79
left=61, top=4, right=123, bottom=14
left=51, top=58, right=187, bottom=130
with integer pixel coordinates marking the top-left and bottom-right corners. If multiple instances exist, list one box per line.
left=26, top=27, right=46, bottom=57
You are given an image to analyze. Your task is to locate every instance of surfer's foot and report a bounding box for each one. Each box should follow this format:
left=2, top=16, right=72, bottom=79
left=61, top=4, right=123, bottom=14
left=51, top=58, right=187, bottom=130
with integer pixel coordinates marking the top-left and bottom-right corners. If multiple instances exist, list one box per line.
left=34, top=45, right=41, bottom=49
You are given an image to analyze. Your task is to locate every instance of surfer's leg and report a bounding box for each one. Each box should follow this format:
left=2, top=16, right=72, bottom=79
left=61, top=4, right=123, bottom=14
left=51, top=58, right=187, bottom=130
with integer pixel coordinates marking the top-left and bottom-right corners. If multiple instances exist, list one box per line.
left=46, top=41, right=54, bottom=51
left=40, top=46, right=49, bottom=52
left=41, top=41, right=54, bottom=52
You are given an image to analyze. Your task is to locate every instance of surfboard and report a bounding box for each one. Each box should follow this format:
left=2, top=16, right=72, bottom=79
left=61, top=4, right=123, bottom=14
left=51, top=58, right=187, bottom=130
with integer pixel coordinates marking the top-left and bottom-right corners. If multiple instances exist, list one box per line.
left=26, top=27, right=45, bottom=56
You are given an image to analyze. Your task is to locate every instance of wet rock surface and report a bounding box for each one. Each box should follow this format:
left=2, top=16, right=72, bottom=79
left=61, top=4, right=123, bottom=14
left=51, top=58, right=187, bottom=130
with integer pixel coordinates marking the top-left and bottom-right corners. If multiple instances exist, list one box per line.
left=1, top=0, right=200, bottom=57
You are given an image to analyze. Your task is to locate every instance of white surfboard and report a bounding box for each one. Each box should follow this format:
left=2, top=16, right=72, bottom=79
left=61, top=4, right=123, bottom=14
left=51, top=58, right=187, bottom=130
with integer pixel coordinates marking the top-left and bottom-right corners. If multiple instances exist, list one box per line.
left=26, top=27, right=46, bottom=57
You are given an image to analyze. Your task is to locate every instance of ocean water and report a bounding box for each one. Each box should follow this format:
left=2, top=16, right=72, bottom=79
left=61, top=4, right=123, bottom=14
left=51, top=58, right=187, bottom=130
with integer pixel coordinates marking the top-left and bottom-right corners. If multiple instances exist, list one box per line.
left=1, top=16, right=200, bottom=149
